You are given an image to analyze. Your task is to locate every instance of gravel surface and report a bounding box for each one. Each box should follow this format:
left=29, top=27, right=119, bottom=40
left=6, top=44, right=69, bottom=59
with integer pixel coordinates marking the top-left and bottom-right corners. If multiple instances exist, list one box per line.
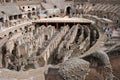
left=0, top=65, right=51, bottom=80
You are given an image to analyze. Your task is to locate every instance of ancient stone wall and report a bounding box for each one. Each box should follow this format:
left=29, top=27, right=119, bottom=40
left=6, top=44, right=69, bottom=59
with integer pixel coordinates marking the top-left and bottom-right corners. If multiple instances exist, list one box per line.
left=57, top=25, right=79, bottom=61
left=39, top=25, right=69, bottom=65
left=79, top=26, right=90, bottom=52
left=0, top=24, right=58, bottom=70
left=66, top=25, right=78, bottom=49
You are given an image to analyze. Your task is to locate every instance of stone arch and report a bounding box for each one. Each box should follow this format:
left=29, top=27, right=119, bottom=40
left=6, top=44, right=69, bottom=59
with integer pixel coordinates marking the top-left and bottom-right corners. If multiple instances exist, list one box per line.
left=28, top=13, right=32, bottom=18
left=0, top=37, right=2, bottom=39
left=65, top=6, right=72, bottom=15
left=29, top=28, right=32, bottom=32
left=19, top=28, right=23, bottom=31
left=32, top=12, right=36, bottom=15
left=9, top=32, right=13, bottom=37
left=22, top=6, right=25, bottom=9
left=53, top=14, right=56, bottom=17
left=25, top=26, right=28, bottom=32
left=45, top=35, right=48, bottom=41
left=32, top=8, right=35, bottom=11
left=18, top=14, right=22, bottom=19
left=49, top=16, right=52, bottom=18
left=9, top=16, right=13, bottom=20
left=4, top=35, right=7, bottom=37
left=14, top=15, right=17, bottom=20
left=14, top=30, right=17, bottom=33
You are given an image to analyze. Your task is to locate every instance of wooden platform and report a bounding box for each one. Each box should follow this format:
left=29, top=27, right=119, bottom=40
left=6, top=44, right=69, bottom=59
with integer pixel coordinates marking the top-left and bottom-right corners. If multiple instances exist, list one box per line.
left=33, top=17, right=94, bottom=24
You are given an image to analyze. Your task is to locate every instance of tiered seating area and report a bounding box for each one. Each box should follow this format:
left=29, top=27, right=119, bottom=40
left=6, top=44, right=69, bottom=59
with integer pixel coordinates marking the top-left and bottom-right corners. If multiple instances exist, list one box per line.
left=82, top=3, right=120, bottom=22
left=90, top=0, right=120, bottom=4
left=41, top=0, right=66, bottom=9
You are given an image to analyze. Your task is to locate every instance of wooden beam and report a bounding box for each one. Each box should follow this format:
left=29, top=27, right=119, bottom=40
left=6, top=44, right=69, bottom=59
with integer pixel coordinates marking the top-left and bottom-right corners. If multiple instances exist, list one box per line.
left=46, top=22, right=48, bottom=27
left=64, top=22, right=66, bottom=26
left=56, top=22, right=59, bottom=30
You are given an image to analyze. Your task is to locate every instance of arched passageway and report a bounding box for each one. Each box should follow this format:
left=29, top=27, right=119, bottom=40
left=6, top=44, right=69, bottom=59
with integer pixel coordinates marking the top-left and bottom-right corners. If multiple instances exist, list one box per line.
left=66, top=6, right=71, bottom=15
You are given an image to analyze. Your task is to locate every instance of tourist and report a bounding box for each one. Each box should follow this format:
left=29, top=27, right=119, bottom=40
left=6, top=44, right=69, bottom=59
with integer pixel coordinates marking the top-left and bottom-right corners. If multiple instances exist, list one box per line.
left=103, top=24, right=107, bottom=32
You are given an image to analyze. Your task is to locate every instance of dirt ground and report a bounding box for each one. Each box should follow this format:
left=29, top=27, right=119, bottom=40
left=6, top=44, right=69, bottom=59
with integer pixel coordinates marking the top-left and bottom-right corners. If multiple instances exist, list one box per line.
left=86, top=56, right=120, bottom=80
left=0, top=65, right=51, bottom=80
left=110, top=56, right=120, bottom=79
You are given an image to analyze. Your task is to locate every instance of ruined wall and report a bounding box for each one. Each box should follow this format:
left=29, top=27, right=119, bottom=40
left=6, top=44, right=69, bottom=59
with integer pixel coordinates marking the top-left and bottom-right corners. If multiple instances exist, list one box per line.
left=79, top=26, right=90, bottom=53
left=39, top=25, right=69, bottom=65
left=0, top=24, right=57, bottom=70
